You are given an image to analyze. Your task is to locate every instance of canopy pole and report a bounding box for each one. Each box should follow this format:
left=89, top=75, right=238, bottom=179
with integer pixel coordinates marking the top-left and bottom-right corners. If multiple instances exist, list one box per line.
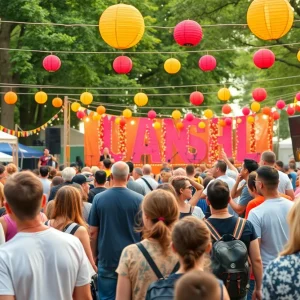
left=14, top=124, right=19, bottom=168
left=63, top=96, right=70, bottom=167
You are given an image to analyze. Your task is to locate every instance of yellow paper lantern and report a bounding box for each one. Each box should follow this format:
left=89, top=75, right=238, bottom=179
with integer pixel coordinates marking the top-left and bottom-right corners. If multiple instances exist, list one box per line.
left=198, top=121, right=206, bottom=129
left=248, top=116, right=255, bottom=124
left=134, top=93, right=148, bottom=107
left=123, top=109, right=132, bottom=119
left=153, top=121, right=161, bottom=129
left=52, top=97, right=63, bottom=108
left=164, top=58, right=181, bottom=74
left=115, top=117, right=121, bottom=124
left=172, top=110, right=181, bottom=120
left=251, top=101, right=261, bottom=113
left=80, top=92, right=93, bottom=105
left=93, top=113, right=101, bottom=121
left=4, top=92, right=17, bottom=105
left=218, top=88, right=231, bottom=101
left=204, top=109, right=214, bottom=119
left=97, top=105, right=106, bottom=115
left=71, top=102, right=81, bottom=112
left=297, top=51, right=300, bottom=62
left=35, top=91, right=48, bottom=104
left=99, top=4, right=145, bottom=49
left=247, top=0, right=294, bottom=41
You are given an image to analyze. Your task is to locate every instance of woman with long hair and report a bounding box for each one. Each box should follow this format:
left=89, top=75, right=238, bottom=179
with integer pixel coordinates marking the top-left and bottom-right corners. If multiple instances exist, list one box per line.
left=262, top=198, right=300, bottom=299
left=46, top=185, right=97, bottom=272
left=171, top=176, right=205, bottom=219
left=116, top=190, right=179, bottom=300
left=146, top=216, right=229, bottom=300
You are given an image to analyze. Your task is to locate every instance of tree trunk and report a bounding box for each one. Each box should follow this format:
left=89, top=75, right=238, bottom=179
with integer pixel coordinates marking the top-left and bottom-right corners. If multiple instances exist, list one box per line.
left=0, top=22, right=15, bottom=129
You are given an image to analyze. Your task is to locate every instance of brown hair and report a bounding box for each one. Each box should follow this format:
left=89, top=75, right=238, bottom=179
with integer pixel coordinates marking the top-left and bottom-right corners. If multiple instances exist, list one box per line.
left=172, top=216, right=211, bottom=271
left=51, top=186, right=87, bottom=229
left=174, top=270, right=222, bottom=300
left=49, top=168, right=58, bottom=179
left=170, top=176, right=189, bottom=198
left=157, top=183, right=177, bottom=198
left=4, top=171, right=43, bottom=220
left=247, top=171, right=257, bottom=193
left=0, top=182, right=4, bottom=207
left=142, top=189, right=179, bottom=255
left=6, top=163, right=17, bottom=176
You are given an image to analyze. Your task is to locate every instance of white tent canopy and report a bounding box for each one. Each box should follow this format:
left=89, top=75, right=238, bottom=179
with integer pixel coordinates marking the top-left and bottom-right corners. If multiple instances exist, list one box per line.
left=0, top=152, right=12, bottom=162
left=0, top=131, right=17, bottom=144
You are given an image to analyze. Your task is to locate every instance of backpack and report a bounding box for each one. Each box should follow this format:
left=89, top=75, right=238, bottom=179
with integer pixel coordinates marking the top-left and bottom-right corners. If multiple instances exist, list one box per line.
left=205, top=218, right=249, bottom=299
left=136, top=243, right=179, bottom=300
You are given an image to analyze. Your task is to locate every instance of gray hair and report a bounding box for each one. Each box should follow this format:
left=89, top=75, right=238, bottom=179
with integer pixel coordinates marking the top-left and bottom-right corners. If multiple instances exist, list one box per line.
left=62, top=167, right=76, bottom=182
left=111, top=161, right=129, bottom=180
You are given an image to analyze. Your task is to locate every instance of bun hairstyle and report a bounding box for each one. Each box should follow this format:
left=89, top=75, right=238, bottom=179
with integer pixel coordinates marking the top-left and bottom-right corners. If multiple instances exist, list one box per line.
left=172, top=216, right=211, bottom=271
left=142, top=189, right=179, bottom=255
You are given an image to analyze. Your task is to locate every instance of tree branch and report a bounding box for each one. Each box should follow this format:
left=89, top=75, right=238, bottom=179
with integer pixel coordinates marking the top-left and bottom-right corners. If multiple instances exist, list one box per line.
left=276, top=58, right=300, bottom=69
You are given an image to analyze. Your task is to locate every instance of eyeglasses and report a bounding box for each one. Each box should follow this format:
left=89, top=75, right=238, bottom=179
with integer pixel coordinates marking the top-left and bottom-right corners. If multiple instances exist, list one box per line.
left=185, top=186, right=193, bottom=190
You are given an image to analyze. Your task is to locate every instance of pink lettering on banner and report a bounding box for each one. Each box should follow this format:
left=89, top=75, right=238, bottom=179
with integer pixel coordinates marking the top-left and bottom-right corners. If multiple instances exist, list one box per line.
left=216, top=118, right=232, bottom=157
left=132, top=118, right=161, bottom=163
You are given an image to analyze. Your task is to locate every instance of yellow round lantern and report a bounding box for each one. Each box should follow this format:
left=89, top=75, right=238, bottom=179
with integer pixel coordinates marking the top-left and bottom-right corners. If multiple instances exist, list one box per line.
left=247, top=116, right=255, bottom=124
left=52, top=97, right=63, bottom=108
left=99, top=4, right=145, bottom=49
left=198, top=121, right=206, bottom=129
left=115, top=117, right=121, bottom=125
left=123, top=109, right=132, bottom=119
left=93, top=113, right=101, bottom=121
left=251, top=101, right=261, bottom=113
left=153, top=121, right=161, bottom=130
left=35, top=91, right=48, bottom=104
left=97, top=105, right=106, bottom=115
left=172, top=110, right=181, bottom=120
left=219, top=119, right=226, bottom=127
left=218, top=88, right=231, bottom=101
left=297, top=50, right=300, bottom=62
left=204, top=109, right=214, bottom=119
left=164, top=58, right=181, bottom=74
left=80, top=92, right=93, bottom=105
left=134, top=93, right=148, bottom=107
left=247, top=0, right=294, bottom=41
left=4, top=92, right=17, bottom=105
left=71, top=102, right=81, bottom=112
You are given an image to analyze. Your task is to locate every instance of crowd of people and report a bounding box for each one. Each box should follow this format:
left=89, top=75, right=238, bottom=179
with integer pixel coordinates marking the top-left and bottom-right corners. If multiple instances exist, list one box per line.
left=0, top=148, right=299, bottom=300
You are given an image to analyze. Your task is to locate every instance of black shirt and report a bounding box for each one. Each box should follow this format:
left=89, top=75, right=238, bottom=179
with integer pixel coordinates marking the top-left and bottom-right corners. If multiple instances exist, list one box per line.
left=100, top=154, right=111, bottom=162
left=48, top=181, right=73, bottom=201
left=88, top=187, right=106, bottom=203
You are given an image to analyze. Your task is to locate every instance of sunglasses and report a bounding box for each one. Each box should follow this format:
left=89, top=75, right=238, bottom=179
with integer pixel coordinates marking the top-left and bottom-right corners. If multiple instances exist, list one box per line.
left=185, top=186, right=194, bottom=190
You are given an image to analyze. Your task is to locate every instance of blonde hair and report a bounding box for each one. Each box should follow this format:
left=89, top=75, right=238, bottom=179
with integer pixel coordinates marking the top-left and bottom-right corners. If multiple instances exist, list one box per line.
left=6, top=163, right=17, bottom=176
left=0, top=182, right=4, bottom=207
left=281, top=198, right=300, bottom=256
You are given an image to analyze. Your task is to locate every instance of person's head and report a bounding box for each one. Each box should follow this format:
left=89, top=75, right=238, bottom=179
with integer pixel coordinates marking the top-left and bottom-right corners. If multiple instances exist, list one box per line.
left=275, top=160, right=284, bottom=171
left=240, top=159, right=259, bottom=180
left=94, top=170, right=107, bottom=186
left=289, top=162, right=297, bottom=171
left=90, top=166, right=100, bottom=175
left=32, top=169, right=39, bottom=176
left=6, top=163, right=17, bottom=176
left=283, top=165, right=290, bottom=174
left=51, top=176, right=64, bottom=188
left=203, top=176, right=213, bottom=189
left=173, top=168, right=187, bottom=177
left=52, top=186, right=86, bottom=228
left=103, top=147, right=109, bottom=155
left=156, top=183, right=177, bottom=197
left=133, top=167, right=143, bottom=180
left=43, top=148, right=49, bottom=156
left=210, top=160, right=227, bottom=178
left=255, top=166, right=279, bottom=196
left=126, top=161, right=134, bottom=175
left=48, top=168, right=57, bottom=179
left=142, top=164, right=152, bottom=175
left=207, top=180, right=230, bottom=210
left=247, top=171, right=258, bottom=197
left=0, top=164, right=6, bottom=184
left=142, top=190, right=179, bottom=255
left=281, top=198, right=300, bottom=256
left=186, top=165, right=195, bottom=176
left=62, top=167, right=76, bottom=182
left=4, top=172, right=45, bottom=221
left=59, top=164, right=65, bottom=171
left=171, top=176, right=193, bottom=201
left=71, top=174, right=92, bottom=195
left=39, top=166, right=49, bottom=178
left=81, top=167, right=92, bottom=173
left=103, top=159, right=112, bottom=170
left=172, top=216, right=211, bottom=272
left=260, top=151, right=276, bottom=166
left=111, top=161, right=130, bottom=183
left=174, top=270, right=223, bottom=300
left=228, top=157, right=235, bottom=165
left=160, top=168, right=172, bottom=183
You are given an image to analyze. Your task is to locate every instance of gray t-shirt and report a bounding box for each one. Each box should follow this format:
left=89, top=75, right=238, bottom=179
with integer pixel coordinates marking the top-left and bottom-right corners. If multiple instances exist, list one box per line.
left=278, top=171, right=293, bottom=194
left=39, top=178, right=51, bottom=201
left=83, top=202, right=92, bottom=223
left=248, top=197, right=294, bottom=269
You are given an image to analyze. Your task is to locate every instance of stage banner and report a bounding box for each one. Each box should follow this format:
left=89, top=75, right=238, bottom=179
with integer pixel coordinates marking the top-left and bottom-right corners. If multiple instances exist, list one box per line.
left=84, top=114, right=272, bottom=166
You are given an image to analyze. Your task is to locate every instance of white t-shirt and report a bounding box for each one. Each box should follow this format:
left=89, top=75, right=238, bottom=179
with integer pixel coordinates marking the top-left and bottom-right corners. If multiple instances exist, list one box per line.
left=0, top=228, right=90, bottom=300
left=39, top=177, right=51, bottom=201
left=278, top=171, right=293, bottom=194
left=203, top=175, right=235, bottom=195
left=136, top=175, right=158, bottom=194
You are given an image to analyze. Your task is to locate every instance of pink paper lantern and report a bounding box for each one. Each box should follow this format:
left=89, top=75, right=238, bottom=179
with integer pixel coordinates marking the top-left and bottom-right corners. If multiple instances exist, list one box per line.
left=76, top=111, right=85, bottom=119
left=276, top=100, right=286, bottom=110
left=147, top=110, right=157, bottom=120
left=113, top=56, right=133, bottom=74
left=225, top=118, right=232, bottom=126
left=242, top=107, right=251, bottom=116
left=43, top=55, right=61, bottom=72
left=252, top=88, right=267, bottom=102
left=185, top=113, right=194, bottom=122
left=253, top=49, right=275, bottom=69
left=174, top=20, right=203, bottom=47
left=287, top=106, right=295, bottom=116
left=296, top=92, right=300, bottom=101
left=273, top=111, right=280, bottom=120
left=190, top=91, right=204, bottom=106
left=198, top=55, right=217, bottom=72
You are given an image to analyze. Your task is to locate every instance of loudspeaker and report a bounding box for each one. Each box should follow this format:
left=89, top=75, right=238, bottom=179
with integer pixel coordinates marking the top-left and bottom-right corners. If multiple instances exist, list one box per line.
left=288, top=116, right=300, bottom=162
left=45, top=128, right=61, bottom=154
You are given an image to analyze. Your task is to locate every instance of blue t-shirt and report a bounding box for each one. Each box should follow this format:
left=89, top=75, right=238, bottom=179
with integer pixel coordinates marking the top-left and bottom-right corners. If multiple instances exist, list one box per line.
left=88, top=187, right=143, bottom=268
left=289, top=172, right=297, bottom=190
left=196, top=198, right=208, bottom=214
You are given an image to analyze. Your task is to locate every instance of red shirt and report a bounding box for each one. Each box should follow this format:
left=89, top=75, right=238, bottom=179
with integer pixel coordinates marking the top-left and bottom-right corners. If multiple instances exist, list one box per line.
left=39, top=155, right=51, bottom=166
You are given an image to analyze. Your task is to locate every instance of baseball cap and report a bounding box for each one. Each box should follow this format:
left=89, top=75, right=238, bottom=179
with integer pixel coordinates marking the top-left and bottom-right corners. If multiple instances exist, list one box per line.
left=71, top=174, right=93, bottom=185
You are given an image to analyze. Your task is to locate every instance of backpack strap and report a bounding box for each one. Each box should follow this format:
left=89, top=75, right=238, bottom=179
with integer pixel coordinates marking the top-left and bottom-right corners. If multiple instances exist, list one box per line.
left=141, top=178, right=154, bottom=191
left=63, top=223, right=80, bottom=235
left=171, top=262, right=180, bottom=274
left=204, top=219, right=222, bottom=241
left=136, top=243, right=164, bottom=279
left=233, top=217, right=247, bottom=240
